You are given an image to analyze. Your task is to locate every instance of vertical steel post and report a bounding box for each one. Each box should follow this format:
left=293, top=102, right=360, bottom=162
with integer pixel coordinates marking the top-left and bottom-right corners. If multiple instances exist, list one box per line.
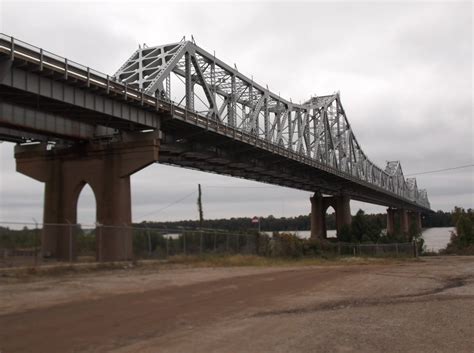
left=10, top=37, right=14, bottom=60
left=166, top=74, right=171, bottom=101
left=264, top=96, right=269, bottom=141
left=98, top=225, right=102, bottom=262
left=288, top=110, right=295, bottom=151
left=183, top=232, right=187, bottom=255
left=199, top=231, right=203, bottom=254
left=228, top=74, right=236, bottom=127
left=39, top=48, right=43, bottom=71
left=185, top=52, right=193, bottom=111
left=147, top=229, right=152, bottom=257
left=34, top=221, right=39, bottom=267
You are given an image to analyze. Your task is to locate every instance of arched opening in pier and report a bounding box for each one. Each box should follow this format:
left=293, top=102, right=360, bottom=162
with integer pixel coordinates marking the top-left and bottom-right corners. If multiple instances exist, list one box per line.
left=75, top=183, right=97, bottom=261
left=325, top=205, right=337, bottom=239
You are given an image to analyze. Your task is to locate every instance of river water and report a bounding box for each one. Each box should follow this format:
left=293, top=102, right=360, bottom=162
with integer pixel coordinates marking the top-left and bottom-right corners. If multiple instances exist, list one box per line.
left=421, top=227, right=454, bottom=252
left=268, top=227, right=454, bottom=253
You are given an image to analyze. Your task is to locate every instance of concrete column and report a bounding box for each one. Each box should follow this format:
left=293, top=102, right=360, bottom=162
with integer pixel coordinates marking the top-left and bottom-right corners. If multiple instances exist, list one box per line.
left=399, top=208, right=409, bottom=235
left=15, top=132, right=159, bottom=261
left=335, top=195, right=351, bottom=233
left=310, top=193, right=326, bottom=239
left=387, top=208, right=395, bottom=235
left=416, top=212, right=422, bottom=231
left=408, top=211, right=422, bottom=234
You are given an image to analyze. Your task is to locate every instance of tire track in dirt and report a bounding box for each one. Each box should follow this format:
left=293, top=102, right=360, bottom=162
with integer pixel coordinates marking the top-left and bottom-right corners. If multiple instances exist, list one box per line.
left=254, top=274, right=474, bottom=317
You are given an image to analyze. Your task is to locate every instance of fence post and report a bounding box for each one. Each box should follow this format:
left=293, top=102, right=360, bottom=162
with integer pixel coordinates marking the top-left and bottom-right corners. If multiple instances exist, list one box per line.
left=213, top=231, right=217, bottom=252
left=353, top=245, right=356, bottom=257
left=34, top=220, right=39, bottom=267
left=413, top=240, right=418, bottom=258
left=200, top=230, right=203, bottom=255
left=69, top=223, right=73, bottom=263
left=98, top=224, right=102, bottom=262
left=337, top=242, right=341, bottom=256
left=123, top=225, right=127, bottom=262
left=147, top=229, right=152, bottom=257
left=183, top=232, right=186, bottom=255
left=166, top=235, right=169, bottom=257
left=395, top=243, right=399, bottom=256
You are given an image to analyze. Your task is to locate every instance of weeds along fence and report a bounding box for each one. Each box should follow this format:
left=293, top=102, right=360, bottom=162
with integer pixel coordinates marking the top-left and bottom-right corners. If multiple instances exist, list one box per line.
left=0, top=222, right=417, bottom=268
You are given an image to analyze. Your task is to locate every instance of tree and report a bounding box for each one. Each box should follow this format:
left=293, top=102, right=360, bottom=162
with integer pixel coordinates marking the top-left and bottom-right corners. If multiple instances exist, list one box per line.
left=337, top=224, right=352, bottom=242
left=351, top=209, right=367, bottom=242
left=444, top=207, right=474, bottom=254
left=455, top=213, right=473, bottom=247
left=408, top=217, right=421, bottom=242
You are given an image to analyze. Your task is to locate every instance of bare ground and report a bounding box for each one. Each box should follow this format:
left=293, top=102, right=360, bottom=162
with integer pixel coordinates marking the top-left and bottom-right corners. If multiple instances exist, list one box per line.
left=0, top=256, right=473, bottom=353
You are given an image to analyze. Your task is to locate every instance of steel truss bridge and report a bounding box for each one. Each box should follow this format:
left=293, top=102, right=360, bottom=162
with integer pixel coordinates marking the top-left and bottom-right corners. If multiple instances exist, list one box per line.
left=0, top=34, right=430, bottom=211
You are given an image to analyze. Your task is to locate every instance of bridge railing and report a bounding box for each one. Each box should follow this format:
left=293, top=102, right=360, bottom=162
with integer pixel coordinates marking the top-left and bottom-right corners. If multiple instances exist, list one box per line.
left=0, top=34, right=163, bottom=109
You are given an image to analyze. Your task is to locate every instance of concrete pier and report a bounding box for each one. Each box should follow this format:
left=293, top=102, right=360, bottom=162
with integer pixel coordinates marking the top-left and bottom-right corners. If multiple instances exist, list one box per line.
left=310, top=193, right=351, bottom=239
left=15, top=133, right=159, bottom=261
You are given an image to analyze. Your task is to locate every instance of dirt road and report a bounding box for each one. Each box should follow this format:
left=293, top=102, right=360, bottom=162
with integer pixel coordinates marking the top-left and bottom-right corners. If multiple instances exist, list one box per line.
left=0, top=256, right=473, bottom=353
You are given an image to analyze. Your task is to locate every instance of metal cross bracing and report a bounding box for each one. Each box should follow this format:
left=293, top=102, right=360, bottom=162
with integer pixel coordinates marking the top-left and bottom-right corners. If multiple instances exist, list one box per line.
left=0, top=34, right=430, bottom=210
left=114, top=39, right=430, bottom=209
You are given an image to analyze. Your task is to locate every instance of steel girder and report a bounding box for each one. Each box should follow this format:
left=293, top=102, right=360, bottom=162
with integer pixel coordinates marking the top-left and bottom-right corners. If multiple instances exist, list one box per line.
left=114, top=40, right=430, bottom=209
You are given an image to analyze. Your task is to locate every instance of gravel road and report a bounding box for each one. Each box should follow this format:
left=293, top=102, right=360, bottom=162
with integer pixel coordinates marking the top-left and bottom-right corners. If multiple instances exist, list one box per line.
left=0, top=256, right=473, bottom=353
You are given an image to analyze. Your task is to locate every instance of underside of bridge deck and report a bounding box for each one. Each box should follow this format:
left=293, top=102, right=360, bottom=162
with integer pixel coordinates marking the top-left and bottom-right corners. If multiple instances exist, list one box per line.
left=14, top=132, right=159, bottom=261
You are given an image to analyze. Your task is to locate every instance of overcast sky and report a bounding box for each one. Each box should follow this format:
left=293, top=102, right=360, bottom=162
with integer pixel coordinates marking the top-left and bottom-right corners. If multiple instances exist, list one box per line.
left=0, top=0, right=472, bottom=226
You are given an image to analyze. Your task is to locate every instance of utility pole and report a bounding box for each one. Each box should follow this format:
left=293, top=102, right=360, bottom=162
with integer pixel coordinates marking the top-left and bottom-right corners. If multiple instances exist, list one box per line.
left=197, top=184, right=204, bottom=227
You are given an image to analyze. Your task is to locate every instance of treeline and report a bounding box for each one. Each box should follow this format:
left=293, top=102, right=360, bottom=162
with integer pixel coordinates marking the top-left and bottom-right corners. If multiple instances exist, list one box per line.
left=423, top=210, right=454, bottom=227
left=138, top=209, right=454, bottom=232
left=139, top=215, right=312, bottom=232
left=444, top=207, right=474, bottom=254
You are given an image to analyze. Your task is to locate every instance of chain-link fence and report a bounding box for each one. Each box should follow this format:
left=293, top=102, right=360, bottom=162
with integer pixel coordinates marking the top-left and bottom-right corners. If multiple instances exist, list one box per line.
left=0, top=222, right=417, bottom=268
left=320, top=242, right=416, bottom=257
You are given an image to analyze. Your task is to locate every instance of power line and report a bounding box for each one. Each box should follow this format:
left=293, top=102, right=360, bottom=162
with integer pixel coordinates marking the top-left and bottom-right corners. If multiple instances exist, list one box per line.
left=137, top=164, right=473, bottom=220
left=137, top=190, right=197, bottom=220
left=405, top=164, right=474, bottom=177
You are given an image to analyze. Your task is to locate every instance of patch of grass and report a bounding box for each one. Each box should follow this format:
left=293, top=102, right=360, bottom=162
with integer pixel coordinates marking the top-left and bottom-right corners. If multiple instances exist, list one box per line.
left=164, top=254, right=413, bottom=268
left=0, top=254, right=416, bottom=282
left=0, top=261, right=141, bottom=281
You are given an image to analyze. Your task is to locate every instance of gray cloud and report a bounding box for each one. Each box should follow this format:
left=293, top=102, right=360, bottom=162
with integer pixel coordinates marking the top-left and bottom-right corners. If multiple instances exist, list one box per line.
left=0, top=1, right=472, bottom=225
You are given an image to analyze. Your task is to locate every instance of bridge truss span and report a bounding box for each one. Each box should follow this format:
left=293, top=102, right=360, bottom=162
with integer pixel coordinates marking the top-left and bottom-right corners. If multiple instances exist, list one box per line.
left=114, top=39, right=430, bottom=209
left=0, top=33, right=430, bottom=212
